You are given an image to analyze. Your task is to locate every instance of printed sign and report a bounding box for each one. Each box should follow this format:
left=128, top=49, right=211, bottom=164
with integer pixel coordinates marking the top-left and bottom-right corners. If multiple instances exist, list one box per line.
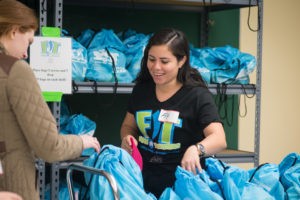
left=30, top=36, right=72, bottom=94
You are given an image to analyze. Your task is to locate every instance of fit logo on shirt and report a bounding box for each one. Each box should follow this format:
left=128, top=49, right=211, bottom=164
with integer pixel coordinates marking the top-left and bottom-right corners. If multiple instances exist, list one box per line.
left=136, top=110, right=182, bottom=151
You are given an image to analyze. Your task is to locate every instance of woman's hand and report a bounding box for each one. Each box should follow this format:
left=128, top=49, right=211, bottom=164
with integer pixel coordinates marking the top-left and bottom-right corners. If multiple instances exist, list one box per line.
left=79, top=135, right=101, bottom=153
left=181, top=145, right=202, bottom=174
left=121, top=135, right=137, bottom=154
left=0, top=191, right=23, bottom=200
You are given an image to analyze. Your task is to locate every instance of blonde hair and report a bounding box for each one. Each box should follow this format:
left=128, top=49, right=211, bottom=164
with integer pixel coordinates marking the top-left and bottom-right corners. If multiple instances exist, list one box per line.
left=0, top=0, right=38, bottom=37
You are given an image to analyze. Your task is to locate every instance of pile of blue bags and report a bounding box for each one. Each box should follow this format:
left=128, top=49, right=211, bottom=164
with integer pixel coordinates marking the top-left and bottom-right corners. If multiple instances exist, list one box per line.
left=190, top=45, right=256, bottom=84
left=70, top=29, right=150, bottom=83
left=59, top=100, right=97, bottom=156
left=67, top=28, right=256, bottom=84
left=80, top=145, right=299, bottom=200
left=83, top=145, right=156, bottom=200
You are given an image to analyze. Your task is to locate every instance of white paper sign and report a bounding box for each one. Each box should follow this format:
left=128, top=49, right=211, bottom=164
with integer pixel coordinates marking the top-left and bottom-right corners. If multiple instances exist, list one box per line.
left=30, top=36, right=72, bottom=94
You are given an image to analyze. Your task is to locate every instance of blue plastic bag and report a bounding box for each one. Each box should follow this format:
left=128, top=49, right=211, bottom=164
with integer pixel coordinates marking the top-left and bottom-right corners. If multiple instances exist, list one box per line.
left=205, top=157, right=249, bottom=199
left=158, top=187, right=181, bottom=200
left=248, top=163, right=285, bottom=200
left=60, top=29, right=88, bottom=81
left=117, top=29, right=138, bottom=41
left=45, top=180, right=85, bottom=200
left=60, top=114, right=96, bottom=156
left=83, top=145, right=156, bottom=200
left=279, top=152, right=300, bottom=199
left=62, top=114, right=96, bottom=136
left=85, top=29, right=133, bottom=83
left=123, top=33, right=150, bottom=79
left=86, top=48, right=115, bottom=82
left=190, top=47, right=211, bottom=83
left=190, top=45, right=256, bottom=84
left=71, top=39, right=88, bottom=81
left=174, top=166, right=223, bottom=200
left=241, top=182, right=274, bottom=200
left=77, top=29, right=95, bottom=48
left=205, top=157, right=276, bottom=200
left=59, top=99, right=71, bottom=130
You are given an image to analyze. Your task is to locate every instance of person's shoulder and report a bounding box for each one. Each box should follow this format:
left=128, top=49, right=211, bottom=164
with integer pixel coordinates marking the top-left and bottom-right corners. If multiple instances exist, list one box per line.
left=8, top=60, right=37, bottom=87
left=10, top=59, right=33, bottom=76
left=0, top=54, right=19, bottom=75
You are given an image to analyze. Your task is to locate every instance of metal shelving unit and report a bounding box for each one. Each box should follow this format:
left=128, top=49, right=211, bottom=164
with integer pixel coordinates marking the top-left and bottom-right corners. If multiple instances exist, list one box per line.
left=39, top=0, right=263, bottom=199
left=71, top=82, right=256, bottom=95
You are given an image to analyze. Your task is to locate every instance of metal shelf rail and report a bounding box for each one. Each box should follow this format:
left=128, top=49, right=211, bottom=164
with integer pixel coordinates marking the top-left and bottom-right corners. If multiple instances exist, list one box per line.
left=71, top=81, right=256, bottom=95
left=62, top=0, right=258, bottom=12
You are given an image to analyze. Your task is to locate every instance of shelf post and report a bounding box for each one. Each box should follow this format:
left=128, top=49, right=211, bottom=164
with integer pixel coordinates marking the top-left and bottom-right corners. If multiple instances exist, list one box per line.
left=50, top=102, right=61, bottom=200
left=54, top=0, right=63, bottom=29
left=37, top=1, right=48, bottom=199
left=49, top=1, right=63, bottom=199
left=36, top=158, right=46, bottom=200
left=254, top=0, right=263, bottom=167
left=39, top=0, right=47, bottom=35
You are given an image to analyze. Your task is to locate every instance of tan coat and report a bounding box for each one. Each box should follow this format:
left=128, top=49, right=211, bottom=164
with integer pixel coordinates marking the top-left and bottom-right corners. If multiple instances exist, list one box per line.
left=0, top=49, right=83, bottom=199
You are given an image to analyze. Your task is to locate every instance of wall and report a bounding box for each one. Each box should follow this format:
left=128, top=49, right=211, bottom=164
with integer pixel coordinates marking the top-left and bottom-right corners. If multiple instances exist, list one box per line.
left=239, top=0, right=300, bottom=167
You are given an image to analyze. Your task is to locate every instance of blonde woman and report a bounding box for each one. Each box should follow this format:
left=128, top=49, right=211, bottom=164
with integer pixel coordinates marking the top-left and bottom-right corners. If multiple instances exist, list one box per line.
left=0, top=1, right=101, bottom=199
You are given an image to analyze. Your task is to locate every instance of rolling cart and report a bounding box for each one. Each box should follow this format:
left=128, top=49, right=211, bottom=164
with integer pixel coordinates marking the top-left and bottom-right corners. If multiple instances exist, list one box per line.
left=66, top=164, right=120, bottom=200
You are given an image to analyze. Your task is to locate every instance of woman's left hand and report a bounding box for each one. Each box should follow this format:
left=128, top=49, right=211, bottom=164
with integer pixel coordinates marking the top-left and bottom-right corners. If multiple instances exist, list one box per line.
left=181, top=145, right=202, bottom=174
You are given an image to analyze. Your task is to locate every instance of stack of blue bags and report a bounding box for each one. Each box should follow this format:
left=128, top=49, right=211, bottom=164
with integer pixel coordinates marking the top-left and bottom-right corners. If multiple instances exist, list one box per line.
left=66, top=28, right=256, bottom=84
left=83, top=145, right=299, bottom=200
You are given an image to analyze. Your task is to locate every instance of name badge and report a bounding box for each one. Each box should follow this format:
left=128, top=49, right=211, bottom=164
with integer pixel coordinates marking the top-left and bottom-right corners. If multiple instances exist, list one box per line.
left=158, top=109, right=179, bottom=124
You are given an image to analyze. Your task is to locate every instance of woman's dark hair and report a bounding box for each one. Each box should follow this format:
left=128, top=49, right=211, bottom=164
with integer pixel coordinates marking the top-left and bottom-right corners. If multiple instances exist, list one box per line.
left=135, top=27, right=206, bottom=88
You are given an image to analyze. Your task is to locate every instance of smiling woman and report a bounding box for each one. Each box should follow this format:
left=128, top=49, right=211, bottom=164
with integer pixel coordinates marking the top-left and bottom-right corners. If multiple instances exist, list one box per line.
left=120, top=27, right=227, bottom=197
left=147, top=44, right=186, bottom=96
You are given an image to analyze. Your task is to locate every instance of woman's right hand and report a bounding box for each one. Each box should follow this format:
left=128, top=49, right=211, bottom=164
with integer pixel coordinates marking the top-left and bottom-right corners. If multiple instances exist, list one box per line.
left=121, top=135, right=137, bottom=154
left=0, top=191, right=23, bottom=200
left=79, top=135, right=101, bottom=153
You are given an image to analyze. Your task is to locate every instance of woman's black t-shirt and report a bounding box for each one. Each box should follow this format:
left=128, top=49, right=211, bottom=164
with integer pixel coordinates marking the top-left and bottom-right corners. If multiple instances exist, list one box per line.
left=128, top=82, right=221, bottom=197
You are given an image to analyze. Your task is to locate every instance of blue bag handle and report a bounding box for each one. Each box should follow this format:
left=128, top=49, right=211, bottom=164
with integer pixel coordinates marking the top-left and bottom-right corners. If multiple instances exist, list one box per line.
left=105, top=47, right=118, bottom=90
left=215, top=84, right=235, bottom=126
left=248, top=163, right=269, bottom=182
